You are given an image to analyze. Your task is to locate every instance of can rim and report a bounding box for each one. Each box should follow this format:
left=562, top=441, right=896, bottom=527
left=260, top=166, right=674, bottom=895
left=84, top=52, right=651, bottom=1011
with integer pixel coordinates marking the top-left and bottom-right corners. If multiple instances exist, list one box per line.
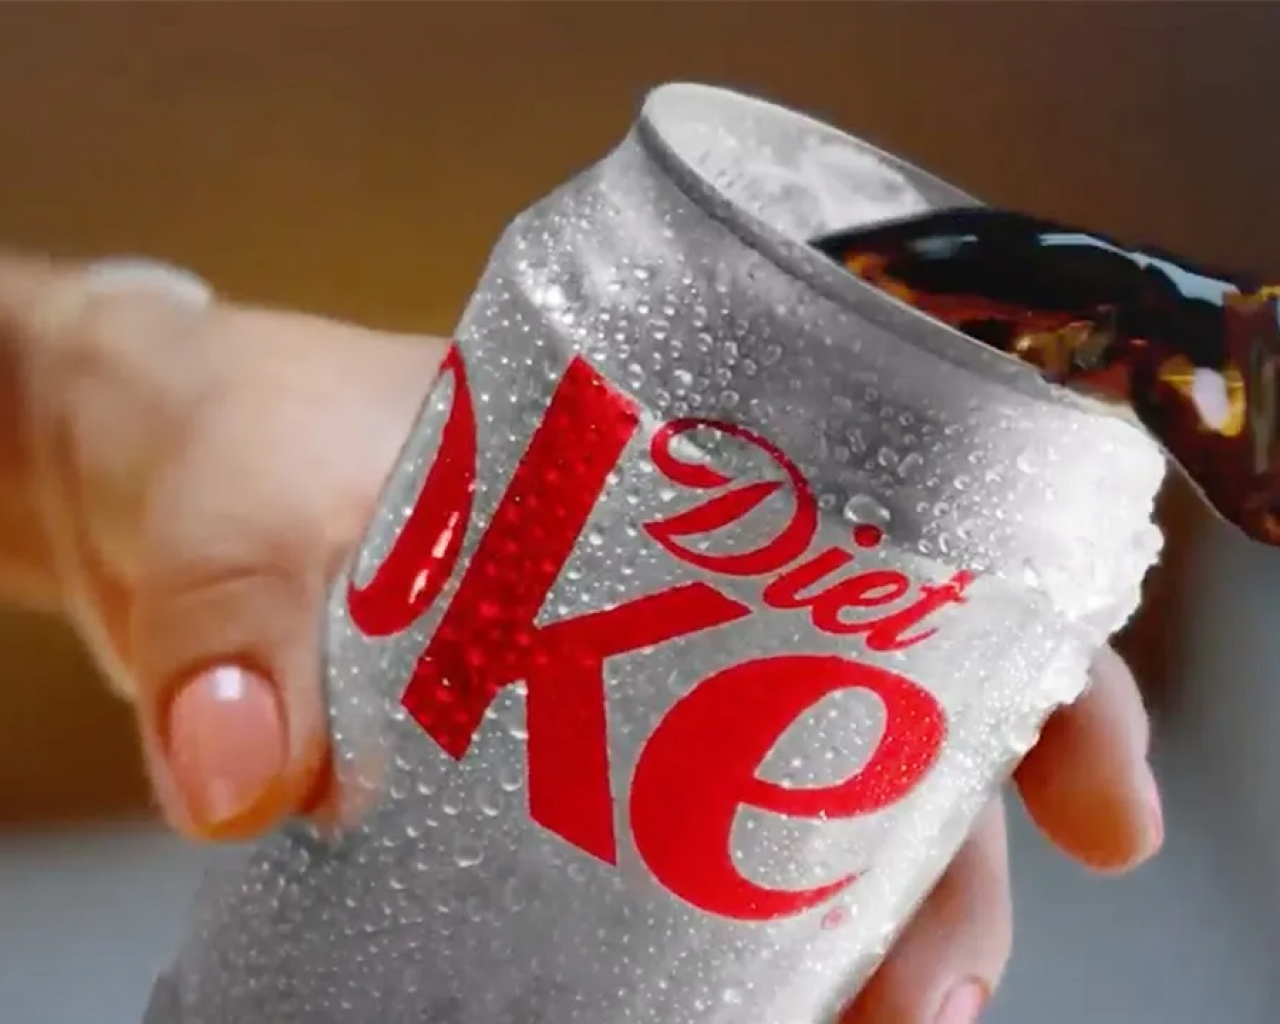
left=635, top=82, right=1107, bottom=414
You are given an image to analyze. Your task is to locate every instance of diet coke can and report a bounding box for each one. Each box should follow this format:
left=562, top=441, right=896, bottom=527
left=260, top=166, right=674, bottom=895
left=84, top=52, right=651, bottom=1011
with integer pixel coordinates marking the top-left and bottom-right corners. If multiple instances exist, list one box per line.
left=144, top=83, right=1167, bottom=1023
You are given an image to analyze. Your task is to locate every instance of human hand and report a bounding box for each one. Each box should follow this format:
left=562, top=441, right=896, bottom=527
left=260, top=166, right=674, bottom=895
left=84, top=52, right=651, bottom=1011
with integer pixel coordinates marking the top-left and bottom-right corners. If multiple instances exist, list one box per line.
left=0, top=251, right=446, bottom=838
left=0, top=254, right=1163, bottom=1024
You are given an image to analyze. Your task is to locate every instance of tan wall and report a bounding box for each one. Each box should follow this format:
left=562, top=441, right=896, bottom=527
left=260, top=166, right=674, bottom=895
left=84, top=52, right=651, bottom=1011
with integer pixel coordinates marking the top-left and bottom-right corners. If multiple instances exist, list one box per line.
left=0, top=3, right=1274, bottom=826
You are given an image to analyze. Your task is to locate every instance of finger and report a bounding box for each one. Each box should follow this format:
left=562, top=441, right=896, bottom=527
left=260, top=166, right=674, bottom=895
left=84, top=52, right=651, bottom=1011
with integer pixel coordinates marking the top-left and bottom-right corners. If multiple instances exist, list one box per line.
left=1014, top=645, right=1163, bottom=872
left=126, top=308, right=444, bottom=840
left=842, top=798, right=1011, bottom=1024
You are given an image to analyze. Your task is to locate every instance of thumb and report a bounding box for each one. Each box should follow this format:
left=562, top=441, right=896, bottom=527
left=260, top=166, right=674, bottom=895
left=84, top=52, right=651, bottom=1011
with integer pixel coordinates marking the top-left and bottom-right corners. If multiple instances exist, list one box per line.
left=130, top=512, right=331, bottom=842
left=123, top=309, right=443, bottom=841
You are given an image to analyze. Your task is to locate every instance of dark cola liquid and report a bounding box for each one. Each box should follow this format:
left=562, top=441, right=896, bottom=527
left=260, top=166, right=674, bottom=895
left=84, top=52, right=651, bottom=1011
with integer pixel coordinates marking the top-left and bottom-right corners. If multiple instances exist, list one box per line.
left=810, top=208, right=1280, bottom=546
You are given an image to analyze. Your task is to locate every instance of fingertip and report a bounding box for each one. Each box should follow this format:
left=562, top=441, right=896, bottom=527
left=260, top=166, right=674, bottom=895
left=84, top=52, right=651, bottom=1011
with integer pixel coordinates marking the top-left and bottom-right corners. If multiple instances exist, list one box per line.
left=1014, top=648, right=1164, bottom=872
left=166, top=664, right=285, bottom=826
left=1020, top=766, right=1163, bottom=875
left=140, top=661, right=332, bottom=842
left=935, top=980, right=990, bottom=1024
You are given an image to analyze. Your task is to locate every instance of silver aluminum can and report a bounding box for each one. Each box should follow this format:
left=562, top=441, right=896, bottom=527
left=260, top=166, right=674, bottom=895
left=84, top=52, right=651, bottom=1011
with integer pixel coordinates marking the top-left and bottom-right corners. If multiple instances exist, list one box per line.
left=144, top=83, right=1166, bottom=1024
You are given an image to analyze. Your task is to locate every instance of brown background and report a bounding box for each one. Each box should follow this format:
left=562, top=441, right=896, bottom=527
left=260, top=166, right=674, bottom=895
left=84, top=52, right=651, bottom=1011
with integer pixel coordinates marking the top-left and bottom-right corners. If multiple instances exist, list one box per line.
left=0, top=3, right=1273, bottom=827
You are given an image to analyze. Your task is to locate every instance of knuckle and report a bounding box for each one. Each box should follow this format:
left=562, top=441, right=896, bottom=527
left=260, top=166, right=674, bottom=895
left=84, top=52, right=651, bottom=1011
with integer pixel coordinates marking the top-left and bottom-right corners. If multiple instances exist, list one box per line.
left=130, top=560, right=315, bottom=694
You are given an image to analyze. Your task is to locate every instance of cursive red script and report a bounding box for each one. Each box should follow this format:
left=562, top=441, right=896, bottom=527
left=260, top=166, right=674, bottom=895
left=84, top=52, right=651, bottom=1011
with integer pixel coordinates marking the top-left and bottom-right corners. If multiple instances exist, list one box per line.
left=348, top=346, right=970, bottom=921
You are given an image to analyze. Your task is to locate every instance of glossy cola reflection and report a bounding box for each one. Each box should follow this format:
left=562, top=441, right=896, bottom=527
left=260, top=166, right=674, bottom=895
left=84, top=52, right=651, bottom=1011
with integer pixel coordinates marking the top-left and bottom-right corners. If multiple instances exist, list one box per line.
left=813, top=209, right=1280, bottom=544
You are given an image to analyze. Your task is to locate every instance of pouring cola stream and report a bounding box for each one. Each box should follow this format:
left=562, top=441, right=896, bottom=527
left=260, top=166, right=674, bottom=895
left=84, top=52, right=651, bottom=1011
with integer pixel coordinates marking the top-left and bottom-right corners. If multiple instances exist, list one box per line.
left=813, top=208, right=1280, bottom=546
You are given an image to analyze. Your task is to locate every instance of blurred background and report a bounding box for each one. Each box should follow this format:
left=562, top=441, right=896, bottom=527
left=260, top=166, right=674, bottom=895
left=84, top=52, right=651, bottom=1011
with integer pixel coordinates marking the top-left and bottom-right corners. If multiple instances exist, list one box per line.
left=0, top=4, right=1277, bottom=1022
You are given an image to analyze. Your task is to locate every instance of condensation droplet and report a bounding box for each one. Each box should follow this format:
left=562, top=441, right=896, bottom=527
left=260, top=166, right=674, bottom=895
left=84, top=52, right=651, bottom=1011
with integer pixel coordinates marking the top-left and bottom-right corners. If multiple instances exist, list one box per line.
left=898, top=451, right=924, bottom=476
left=1021, top=558, right=1043, bottom=590
left=454, top=838, right=484, bottom=868
left=497, top=761, right=524, bottom=792
left=476, top=785, right=505, bottom=817
left=502, top=876, right=527, bottom=911
left=842, top=493, right=892, bottom=527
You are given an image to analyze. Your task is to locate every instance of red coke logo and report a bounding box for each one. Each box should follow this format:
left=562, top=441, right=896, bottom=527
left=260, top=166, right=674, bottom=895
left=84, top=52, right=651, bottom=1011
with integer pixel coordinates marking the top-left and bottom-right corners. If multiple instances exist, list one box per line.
left=348, top=347, right=975, bottom=922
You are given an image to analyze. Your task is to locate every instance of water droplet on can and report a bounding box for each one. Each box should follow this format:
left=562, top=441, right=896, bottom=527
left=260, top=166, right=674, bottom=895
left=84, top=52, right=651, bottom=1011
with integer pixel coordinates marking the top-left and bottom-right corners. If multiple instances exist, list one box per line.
left=454, top=838, right=484, bottom=868
left=842, top=493, right=892, bottom=529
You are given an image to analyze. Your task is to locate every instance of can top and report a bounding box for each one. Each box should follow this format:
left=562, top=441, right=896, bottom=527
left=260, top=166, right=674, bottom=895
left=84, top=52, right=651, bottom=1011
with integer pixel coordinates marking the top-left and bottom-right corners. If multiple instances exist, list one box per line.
left=637, top=83, right=1122, bottom=411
